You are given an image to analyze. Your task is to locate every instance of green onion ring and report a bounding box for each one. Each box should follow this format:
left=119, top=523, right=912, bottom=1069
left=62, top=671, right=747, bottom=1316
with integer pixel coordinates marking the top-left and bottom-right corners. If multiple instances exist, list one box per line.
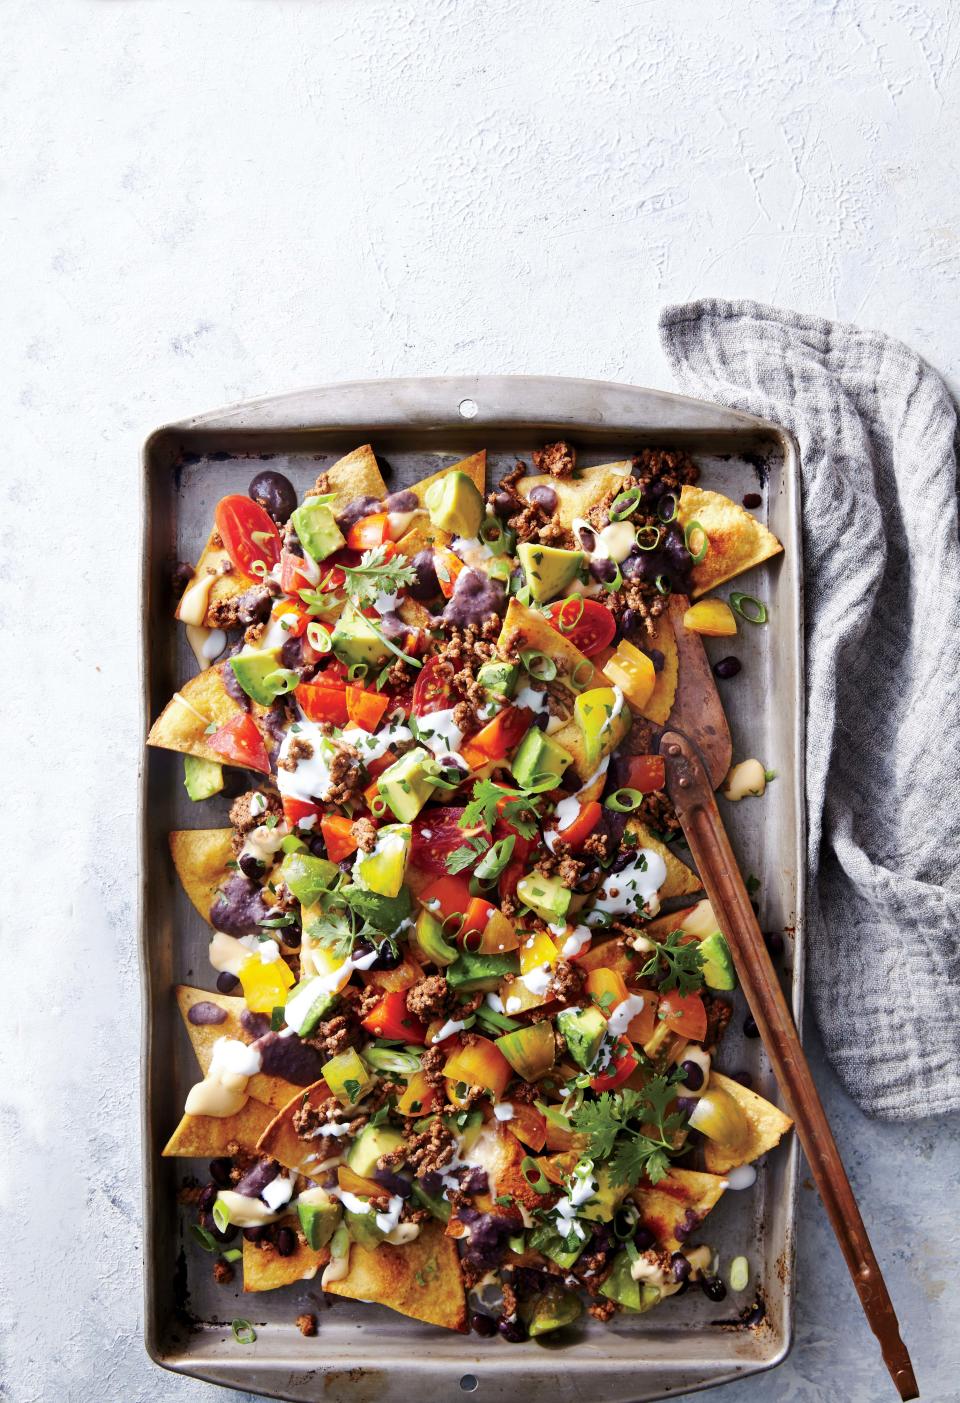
left=370, top=794, right=388, bottom=817
left=347, top=660, right=368, bottom=680
left=657, top=494, right=679, bottom=523
left=212, top=1198, right=230, bottom=1233
left=612, top=1203, right=639, bottom=1240
left=609, top=488, right=642, bottom=521
left=521, top=770, right=559, bottom=794
left=729, top=591, right=768, bottom=624
left=520, top=649, right=557, bottom=682
left=570, top=659, right=595, bottom=691
left=603, top=563, right=623, bottom=593
left=683, top=520, right=709, bottom=564
left=190, top=1223, right=218, bottom=1253
left=475, top=834, right=516, bottom=882
left=520, top=1156, right=551, bottom=1193
left=462, top=927, right=484, bottom=953
left=635, top=525, right=662, bottom=552
left=655, top=574, right=672, bottom=596
left=232, top=1320, right=256, bottom=1345
left=441, top=911, right=467, bottom=940
left=604, top=787, right=645, bottom=813
left=556, top=596, right=585, bottom=632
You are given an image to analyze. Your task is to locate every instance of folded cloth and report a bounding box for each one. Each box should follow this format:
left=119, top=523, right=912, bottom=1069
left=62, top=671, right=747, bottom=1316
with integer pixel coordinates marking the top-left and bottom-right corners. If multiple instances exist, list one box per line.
left=659, top=299, right=960, bottom=1121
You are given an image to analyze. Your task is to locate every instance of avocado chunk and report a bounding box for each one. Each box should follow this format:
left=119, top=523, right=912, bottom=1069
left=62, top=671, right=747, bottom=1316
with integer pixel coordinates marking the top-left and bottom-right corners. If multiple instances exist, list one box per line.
left=517, top=542, right=583, bottom=603
left=599, top=1250, right=662, bottom=1313
left=376, top=746, right=438, bottom=823
left=516, top=872, right=571, bottom=925
left=522, top=1283, right=584, bottom=1336
left=510, top=727, right=572, bottom=792
left=291, top=499, right=345, bottom=563
left=280, top=851, right=339, bottom=906
left=412, top=906, right=458, bottom=967
left=285, top=977, right=339, bottom=1037
left=699, top=930, right=737, bottom=991
left=527, top=1224, right=586, bottom=1271
left=344, top=1207, right=385, bottom=1249
left=347, top=1124, right=405, bottom=1179
left=230, top=647, right=298, bottom=706
left=411, top=1180, right=451, bottom=1222
left=495, top=1020, right=556, bottom=1082
left=353, top=823, right=412, bottom=899
left=579, top=1166, right=630, bottom=1224
left=424, top=470, right=484, bottom=538
left=344, top=883, right=412, bottom=936
left=555, top=1005, right=607, bottom=1071
left=332, top=604, right=391, bottom=668
left=445, top=949, right=520, bottom=992
left=183, top=754, right=223, bottom=801
left=477, top=660, right=519, bottom=699
left=296, top=1187, right=342, bottom=1250
left=443, top=1107, right=484, bottom=1155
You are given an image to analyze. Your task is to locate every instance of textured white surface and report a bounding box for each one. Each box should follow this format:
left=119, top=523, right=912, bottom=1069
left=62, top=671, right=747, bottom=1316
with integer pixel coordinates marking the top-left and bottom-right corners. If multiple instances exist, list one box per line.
left=3, top=2, right=959, bottom=1401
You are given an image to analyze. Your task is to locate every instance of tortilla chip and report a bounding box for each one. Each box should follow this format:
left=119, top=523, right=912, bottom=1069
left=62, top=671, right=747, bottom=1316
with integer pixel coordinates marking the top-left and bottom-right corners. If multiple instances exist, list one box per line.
left=498, top=600, right=630, bottom=779
left=397, top=596, right=433, bottom=631
left=321, top=444, right=387, bottom=513
left=175, top=987, right=315, bottom=1111
left=395, top=518, right=446, bottom=557
left=176, top=529, right=246, bottom=627
left=702, top=1072, right=793, bottom=1174
left=243, top=1218, right=330, bottom=1292
left=146, top=664, right=245, bottom=764
left=515, top=460, right=632, bottom=531
left=626, top=820, right=701, bottom=899
left=639, top=613, right=679, bottom=726
left=678, top=487, right=783, bottom=598
left=169, top=829, right=234, bottom=923
left=162, top=1099, right=273, bottom=1158
left=325, top=1220, right=467, bottom=1332
left=631, top=1168, right=727, bottom=1251
left=256, top=1080, right=337, bottom=1176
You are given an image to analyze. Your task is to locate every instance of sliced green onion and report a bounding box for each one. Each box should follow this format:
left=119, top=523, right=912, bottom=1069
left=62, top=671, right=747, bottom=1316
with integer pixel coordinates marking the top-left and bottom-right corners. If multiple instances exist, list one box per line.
left=603, top=563, right=623, bottom=593
left=232, top=1319, right=256, bottom=1345
left=307, top=622, right=332, bottom=653
left=475, top=1005, right=521, bottom=1034
left=570, top=659, right=595, bottom=692
left=729, top=591, right=768, bottom=624
left=475, top=834, right=516, bottom=883
left=555, top=596, right=585, bottom=632
left=728, top=1255, right=750, bottom=1292
left=441, top=911, right=467, bottom=940
left=515, top=585, right=533, bottom=607
left=610, top=488, right=642, bottom=521
left=347, top=661, right=368, bottom=681
left=655, top=574, right=672, bottom=596
left=270, top=1005, right=285, bottom=1031
left=535, top=1100, right=573, bottom=1132
left=520, top=649, right=557, bottom=682
left=486, top=557, right=512, bottom=584
left=222, top=1248, right=243, bottom=1263
left=250, top=530, right=275, bottom=548
left=624, top=1238, right=641, bottom=1266
left=264, top=668, right=298, bottom=695
left=190, top=1223, right=218, bottom=1253
left=363, top=1046, right=421, bottom=1075
left=462, top=927, right=484, bottom=953
left=480, top=518, right=516, bottom=556
left=612, top=1204, right=639, bottom=1240
left=636, top=525, right=662, bottom=552
left=604, top=787, right=645, bottom=813
left=683, top=520, right=709, bottom=564
left=507, top=1231, right=527, bottom=1254
left=520, top=1156, right=551, bottom=1193
left=657, top=494, right=679, bottom=523
left=521, top=770, right=559, bottom=794
left=212, top=1197, right=230, bottom=1234
left=370, top=794, right=388, bottom=817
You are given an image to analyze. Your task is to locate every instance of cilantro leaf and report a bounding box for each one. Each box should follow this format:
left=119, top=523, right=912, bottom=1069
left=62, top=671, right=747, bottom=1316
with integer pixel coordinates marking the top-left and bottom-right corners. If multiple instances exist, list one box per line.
left=445, top=834, right=490, bottom=874
left=639, top=929, right=705, bottom=997
left=461, top=777, right=541, bottom=839
left=341, top=545, right=416, bottom=607
left=570, top=1074, right=689, bottom=1189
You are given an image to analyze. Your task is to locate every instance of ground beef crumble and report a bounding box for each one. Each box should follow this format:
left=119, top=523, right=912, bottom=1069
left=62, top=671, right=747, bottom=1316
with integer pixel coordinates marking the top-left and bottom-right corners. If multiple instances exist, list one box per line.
left=532, top=440, right=576, bottom=477
left=637, top=788, right=680, bottom=839
left=549, top=959, right=585, bottom=1003
left=228, top=789, right=283, bottom=854
left=213, top=1258, right=234, bottom=1284
left=296, top=1313, right=317, bottom=1336
left=351, top=815, right=378, bottom=853
left=703, top=994, right=733, bottom=1050
left=402, top=1119, right=456, bottom=1175
left=405, top=974, right=454, bottom=1022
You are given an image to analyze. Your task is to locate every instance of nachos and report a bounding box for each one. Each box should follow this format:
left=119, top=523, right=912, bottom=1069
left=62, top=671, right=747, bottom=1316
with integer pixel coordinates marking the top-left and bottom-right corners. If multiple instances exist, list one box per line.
left=149, top=441, right=790, bottom=1340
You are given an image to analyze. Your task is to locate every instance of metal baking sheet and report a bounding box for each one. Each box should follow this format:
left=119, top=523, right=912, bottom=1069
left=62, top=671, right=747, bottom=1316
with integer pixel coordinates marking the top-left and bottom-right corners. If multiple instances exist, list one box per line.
left=139, top=376, right=805, bottom=1403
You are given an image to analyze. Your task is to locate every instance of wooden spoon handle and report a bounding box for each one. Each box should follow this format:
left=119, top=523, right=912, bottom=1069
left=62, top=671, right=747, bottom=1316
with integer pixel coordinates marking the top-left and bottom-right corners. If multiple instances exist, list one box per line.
left=662, top=730, right=918, bottom=1401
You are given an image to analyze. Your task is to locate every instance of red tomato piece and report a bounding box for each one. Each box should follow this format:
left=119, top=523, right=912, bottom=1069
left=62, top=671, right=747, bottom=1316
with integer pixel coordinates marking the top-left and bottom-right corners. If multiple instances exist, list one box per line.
left=417, top=873, right=474, bottom=923
left=207, top=714, right=270, bottom=773
left=297, top=681, right=349, bottom=725
left=589, top=1036, right=639, bottom=1092
left=460, top=706, right=533, bottom=767
left=409, top=807, right=468, bottom=874
left=657, top=991, right=707, bottom=1042
left=411, top=656, right=455, bottom=717
left=214, top=495, right=282, bottom=581
left=282, top=796, right=321, bottom=829
left=273, top=601, right=310, bottom=638
left=279, top=550, right=315, bottom=597
left=555, top=799, right=602, bottom=850
left=346, top=686, right=391, bottom=733
left=360, top=991, right=426, bottom=1043
left=546, top=597, right=616, bottom=657
left=623, top=754, right=666, bottom=793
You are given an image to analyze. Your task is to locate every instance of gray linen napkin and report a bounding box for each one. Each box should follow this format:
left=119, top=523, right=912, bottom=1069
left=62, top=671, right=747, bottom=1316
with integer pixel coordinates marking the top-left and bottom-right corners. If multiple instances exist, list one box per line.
left=659, top=299, right=960, bottom=1121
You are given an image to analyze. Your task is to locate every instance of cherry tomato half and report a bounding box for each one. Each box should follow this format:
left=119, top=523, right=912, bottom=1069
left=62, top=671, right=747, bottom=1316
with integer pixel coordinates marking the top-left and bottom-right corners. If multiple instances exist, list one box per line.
left=409, top=806, right=468, bottom=874
left=214, top=495, right=282, bottom=581
left=411, top=655, right=455, bottom=717
left=546, top=597, right=616, bottom=657
left=207, top=714, right=271, bottom=773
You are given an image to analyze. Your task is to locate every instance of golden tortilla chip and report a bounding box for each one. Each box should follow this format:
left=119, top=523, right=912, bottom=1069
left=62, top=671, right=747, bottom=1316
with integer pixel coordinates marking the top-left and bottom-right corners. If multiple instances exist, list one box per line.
left=169, top=829, right=234, bottom=923
left=639, top=612, right=679, bottom=725
left=256, top=1080, right=337, bottom=1176
left=397, top=596, right=433, bottom=631
left=498, top=600, right=630, bottom=779
left=678, top=486, right=783, bottom=598
left=515, top=460, right=632, bottom=531
left=631, top=1168, right=727, bottom=1251
left=323, top=444, right=387, bottom=512
left=176, top=529, right=246, bottom=627
left=703, top=1072, right=793, bottom=1174
left=626, top=820, right=701, bottom=899
left=395, top=518, right=445, bottom=557
left=325, top=1220, right=467, bottom=1332
left=175, top=987, right=313, bottom=1111
left=146, top=664, right=245, bottom=764
left=243, top=1218, right=330, bottom=1292
left=162, top=1099, right=273, bottom=1158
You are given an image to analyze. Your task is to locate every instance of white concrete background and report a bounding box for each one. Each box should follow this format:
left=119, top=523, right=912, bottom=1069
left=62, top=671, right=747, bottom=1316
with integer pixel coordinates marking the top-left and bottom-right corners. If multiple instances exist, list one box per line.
left=3, top=1, right=959, bottom=1401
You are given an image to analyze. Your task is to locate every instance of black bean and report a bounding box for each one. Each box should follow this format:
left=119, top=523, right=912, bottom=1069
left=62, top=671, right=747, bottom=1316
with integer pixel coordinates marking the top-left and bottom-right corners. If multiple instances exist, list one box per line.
left=497, top=1317, right=527, bottom=1343
left=172, top=561, right=195, bottom=598
left=680, top=1059, right=705, bottom=1091
left=633, top=1226, right=655, bottom=1252
left=198, top=1183, right=218, bottom=1214
left=216, top=971, right=240, bottom=994
left=209, top=1157, right=233, bottom=1188
left=238, top=853, right=265, bottom=881
left=743, top=1015, right=760, bottom=1039
left=589, top=557, right=618, bottom=583
left=383, top=489, right=418, bottom=513
left=576, top=524, right=597, bottom=553
left=713, top=656, right=741, bottom=680
left=701, top=1274, right=727, bottom=1302
left=529, top=484, right=558, bottom=512
left=471, top=1311, right=497, bottom=1337
left=742, top=492, right=762, bottom=509
left=764, top=930, right=784, bottom=957
left=671, top=1252, right=691, bottom=1282
left=243, top=1225, right=272, bottom=1243
left=370, top=940, right=402, bottom=971
left=248, top=470, right=297, bottom=524
left=274, top=1227, right=297, bottom=1257
left=491, top=492, right=514, bottom=519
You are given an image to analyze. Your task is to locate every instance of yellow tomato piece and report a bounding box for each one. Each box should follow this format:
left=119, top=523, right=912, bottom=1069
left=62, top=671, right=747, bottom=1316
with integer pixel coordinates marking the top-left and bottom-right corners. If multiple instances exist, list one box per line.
left=584, top=965, right=630, bottom=1011
left=238, top=950, right=295, bottom=1013
left=519, top=929, right=559, bottom=975
left=397, top=1070, right=436, bottom=1117
left=443, top=1036, right=512, bottom=1098
left=683, top=599, right=737, bottom=637
left=602, top=641, right=656, bottom=711
left=477, top=908, right=520, bottom=954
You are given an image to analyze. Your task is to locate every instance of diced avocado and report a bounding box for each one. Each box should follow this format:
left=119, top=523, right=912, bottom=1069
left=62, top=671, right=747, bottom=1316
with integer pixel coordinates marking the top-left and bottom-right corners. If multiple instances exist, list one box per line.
left=353, top=823, right=411, bottom=898
left=516, top=873, right=571, bottom=925
left=332, top=604, right=391, bottom=668
left=411, top=1180, right=451, bottom=1222
left=347, top=1124, right=405, bottom=1179
left=183, top=754, right=223, bottom=801
left=477, top=660, right=519, bottom=699
left=599, top=1250, right=662, bottom=1313
left=285, top=978, right=339, bottom=1037
left=699, top=930, right=737, bottom=991
left=522, top=1284, right=584, bottom=1336
left=296, top=1187, right=341, bottom=1250
left=424, top=470, right=484, bottom=538
left=496, top=1021, right=556, bottom=1082
left=555, top=1005, right=607, bottom=1071
left=446, top=949, right=520, bottom=992
left=527, top=1224, right=585, bottom=1271
left=376, top=746, right=438, bottom=823
left=412, top=906, right=458, bottom=967
left=345, top=883, right=412, bottom=936
left=517, top=542, right=583, bottom=603
left=230, top=647, right=297, bottom=706
left=322, top=1047, right=373, bottom=1104
left=443, top=1108, right=484, bottom=1155
left=510, top=727, right=573, bottom=792
left=344, top=1207, right=385, bottom=1249
left=579, top=1166, right=630, bottom=1224
left=291, top=499, right=345, bottom=563
left=280, top=851, right=338, bottom=906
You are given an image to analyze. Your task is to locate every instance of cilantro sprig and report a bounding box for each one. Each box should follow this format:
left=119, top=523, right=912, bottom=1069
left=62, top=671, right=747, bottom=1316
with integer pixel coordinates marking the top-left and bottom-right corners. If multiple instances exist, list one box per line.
left=571, top=1075, right=689, bottom=1186
left=639, top=929, right=705, bottom=997
left=445, top=834, right=490, bottom=874
left=340, top=545, right=416, bottom=607
left=461, top=776, right=541, bottom=839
